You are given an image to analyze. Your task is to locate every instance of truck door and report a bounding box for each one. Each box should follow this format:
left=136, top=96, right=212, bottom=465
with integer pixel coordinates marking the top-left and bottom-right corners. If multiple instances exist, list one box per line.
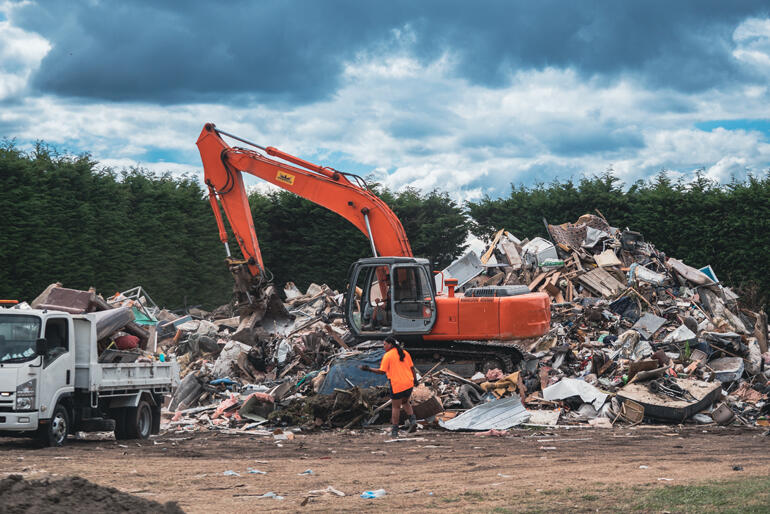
left=391, top=264, right=436, bottom=334
left=37, top=316, right=74, bottom=417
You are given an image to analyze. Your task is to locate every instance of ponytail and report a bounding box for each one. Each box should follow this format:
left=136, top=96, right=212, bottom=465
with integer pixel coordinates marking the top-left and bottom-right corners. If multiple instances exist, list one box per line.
left=385, top=336, right=406, bottom=361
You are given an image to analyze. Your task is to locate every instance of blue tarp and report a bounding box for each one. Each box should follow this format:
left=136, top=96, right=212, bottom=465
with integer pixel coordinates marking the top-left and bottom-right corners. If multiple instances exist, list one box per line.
left=318, top=348, right=388, bottom=395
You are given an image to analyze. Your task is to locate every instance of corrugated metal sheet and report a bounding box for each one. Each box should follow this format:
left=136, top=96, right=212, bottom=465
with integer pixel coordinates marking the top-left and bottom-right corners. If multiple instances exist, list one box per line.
left=439, top=396, right=530, bottom=431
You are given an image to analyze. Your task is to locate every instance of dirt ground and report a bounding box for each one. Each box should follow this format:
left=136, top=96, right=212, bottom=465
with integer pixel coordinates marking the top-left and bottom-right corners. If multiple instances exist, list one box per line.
left=1, top=425, right=769, bottom=513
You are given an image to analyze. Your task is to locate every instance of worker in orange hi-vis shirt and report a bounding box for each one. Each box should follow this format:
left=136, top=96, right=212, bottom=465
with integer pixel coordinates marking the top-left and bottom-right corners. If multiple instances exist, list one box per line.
left=360, top=336, right=419, bottom=438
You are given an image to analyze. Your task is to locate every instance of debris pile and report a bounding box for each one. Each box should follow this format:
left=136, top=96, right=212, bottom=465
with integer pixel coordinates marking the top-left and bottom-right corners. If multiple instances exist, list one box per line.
left=5, top=283, right=159, bottom=364
left=432, top=213, right=769, bottom=429
left=7, top=212, right=769, bottom=435
left=163, top=283, right=367, bottom=432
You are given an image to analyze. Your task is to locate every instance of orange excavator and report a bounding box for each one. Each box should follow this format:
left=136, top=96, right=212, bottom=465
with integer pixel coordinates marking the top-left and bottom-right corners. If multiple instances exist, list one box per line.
left=197, top=123, right=550, bottom=371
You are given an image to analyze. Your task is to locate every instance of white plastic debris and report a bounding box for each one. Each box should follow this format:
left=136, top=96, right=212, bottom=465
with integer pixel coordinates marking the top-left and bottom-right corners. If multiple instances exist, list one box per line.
left=360, top=489, right=386, bottom=499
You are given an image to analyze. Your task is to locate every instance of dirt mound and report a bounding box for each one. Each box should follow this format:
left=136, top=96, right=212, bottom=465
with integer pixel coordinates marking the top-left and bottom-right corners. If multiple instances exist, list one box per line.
left=0, top=474, right=184, bottom=514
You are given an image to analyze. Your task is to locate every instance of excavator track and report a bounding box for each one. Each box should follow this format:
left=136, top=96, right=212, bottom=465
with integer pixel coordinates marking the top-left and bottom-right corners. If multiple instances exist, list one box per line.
left=404, top=340, right=526, bottom=374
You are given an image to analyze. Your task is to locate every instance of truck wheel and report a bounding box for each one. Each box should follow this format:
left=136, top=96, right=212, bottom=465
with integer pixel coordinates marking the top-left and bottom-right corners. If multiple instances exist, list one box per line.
left=111, top=408, right=128, bottom=440
left=124, top=400, right=152, bottom=439
left=38, top=403, right=70, bottom=447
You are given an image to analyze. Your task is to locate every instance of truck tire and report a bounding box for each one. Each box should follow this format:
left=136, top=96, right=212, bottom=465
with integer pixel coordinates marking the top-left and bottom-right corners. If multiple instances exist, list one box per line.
left=111, top=408, right=128, bottom=440
left=124, top=400, right=153, bottom=440
left=38, top=403, right=70, bottom=447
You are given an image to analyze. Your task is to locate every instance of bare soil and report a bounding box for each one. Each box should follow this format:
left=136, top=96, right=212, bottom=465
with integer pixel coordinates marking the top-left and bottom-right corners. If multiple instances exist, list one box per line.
left=0, top=474, right=183, bottom=513
left=1, top=425, right=768, bottom=513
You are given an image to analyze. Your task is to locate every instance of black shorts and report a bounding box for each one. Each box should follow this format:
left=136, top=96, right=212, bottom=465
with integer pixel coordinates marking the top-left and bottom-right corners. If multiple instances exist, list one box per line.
left=390, top=387, right=413, bottom=400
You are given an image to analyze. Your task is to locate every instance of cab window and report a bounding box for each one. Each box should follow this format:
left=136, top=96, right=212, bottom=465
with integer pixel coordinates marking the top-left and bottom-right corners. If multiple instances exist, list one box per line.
left=43, top=317, right=69, bottom=366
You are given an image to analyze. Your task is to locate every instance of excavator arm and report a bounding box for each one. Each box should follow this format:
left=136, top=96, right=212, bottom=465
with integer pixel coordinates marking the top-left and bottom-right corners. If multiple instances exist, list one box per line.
left=196, top=123, right=412, bottom=280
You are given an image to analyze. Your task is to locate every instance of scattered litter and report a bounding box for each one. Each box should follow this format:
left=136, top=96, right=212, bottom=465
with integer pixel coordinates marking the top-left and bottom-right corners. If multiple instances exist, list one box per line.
left=308, top=486, right=345, bottom=497
left=258, top=492, right=284, bottom=500
left=223, top=470, right=240, bottom=477
left=360, top=489, right=387, bottom=499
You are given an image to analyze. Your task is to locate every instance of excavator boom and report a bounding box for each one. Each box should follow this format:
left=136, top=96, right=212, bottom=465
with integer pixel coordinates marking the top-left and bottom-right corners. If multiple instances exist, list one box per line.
left=196, top=123, right=412, bottom=279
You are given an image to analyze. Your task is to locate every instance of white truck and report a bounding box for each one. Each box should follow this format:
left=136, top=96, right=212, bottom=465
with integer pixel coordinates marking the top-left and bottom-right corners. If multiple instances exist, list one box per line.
left=0, top=309, right=179, bottom=446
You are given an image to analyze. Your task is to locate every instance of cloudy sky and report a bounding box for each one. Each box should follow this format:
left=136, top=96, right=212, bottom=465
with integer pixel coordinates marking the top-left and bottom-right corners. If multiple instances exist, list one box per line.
left=2, top=1, right=770, bottom=201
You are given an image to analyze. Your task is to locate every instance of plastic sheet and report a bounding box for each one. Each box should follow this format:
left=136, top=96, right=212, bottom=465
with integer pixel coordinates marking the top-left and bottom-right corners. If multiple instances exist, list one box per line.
left=317, top=349, right=388, bottom=395
left=542, top=378, right=608, bottom=409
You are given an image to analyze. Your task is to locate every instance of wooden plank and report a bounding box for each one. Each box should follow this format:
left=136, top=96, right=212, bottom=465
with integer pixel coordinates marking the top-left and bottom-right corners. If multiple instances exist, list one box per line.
left=544, top=282, right=561, bottom=297
left=756, top=310, right=768, bottom=354
left=324, top=324, right=350, bottom=350
left=480, top=229, right=505, bottom=264
left=482, top=271, right=505, bottom=286
left=528, top=271, right=548, bottom=290
left=499, top=239, right=522, bottom=270
left=575, top=268, right=625, bottom=297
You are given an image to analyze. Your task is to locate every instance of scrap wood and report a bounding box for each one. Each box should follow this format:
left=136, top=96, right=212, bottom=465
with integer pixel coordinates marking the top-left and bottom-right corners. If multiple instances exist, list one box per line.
left=439, top=369, right=484, bottom=392
left=278, top=358, right=301, bottom=378
left=499, top=234, right=523, bottom=269
left=528, top=271, right=548, bottom=290
left=481, top=271, right=506, bottom=286
left=287, top=287, right=329, bottom=308
left=750, top=309, right=768, bottom=354
left=480, top=229, right=505, bottom=264
left=572, top=252, right=583, bottom=271
left=575, top=267, right=625, bottom=297
left=323, top=324, right=350, bottom=349
left=287, top=316, right=322, bottom=336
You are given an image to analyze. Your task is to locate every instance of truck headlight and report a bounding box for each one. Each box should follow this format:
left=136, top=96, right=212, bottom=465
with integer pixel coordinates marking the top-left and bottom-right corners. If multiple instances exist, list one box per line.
left=15, top=397, right=32, bottom=410
left=15, top=379, right=35, bottom=411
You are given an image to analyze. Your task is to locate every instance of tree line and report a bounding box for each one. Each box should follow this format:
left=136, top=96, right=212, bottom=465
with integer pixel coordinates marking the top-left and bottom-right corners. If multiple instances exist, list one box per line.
left=2, top=142, right=768, bottom=310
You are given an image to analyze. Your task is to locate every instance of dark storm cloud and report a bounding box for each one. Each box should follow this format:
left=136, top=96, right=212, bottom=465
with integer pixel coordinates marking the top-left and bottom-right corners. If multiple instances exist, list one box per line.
left=11, top=0, right=770, bottom=104
left=546, top=127, right=645, bottom=157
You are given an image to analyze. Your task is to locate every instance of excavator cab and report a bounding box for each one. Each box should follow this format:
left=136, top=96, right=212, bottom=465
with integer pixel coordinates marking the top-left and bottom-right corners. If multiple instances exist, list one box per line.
left=346, top=257, right=436, bottom=338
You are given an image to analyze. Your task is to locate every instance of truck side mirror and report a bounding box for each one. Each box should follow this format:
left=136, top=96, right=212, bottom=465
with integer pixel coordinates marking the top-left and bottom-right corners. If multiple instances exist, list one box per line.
left=35, top=338, right=48, bottom=356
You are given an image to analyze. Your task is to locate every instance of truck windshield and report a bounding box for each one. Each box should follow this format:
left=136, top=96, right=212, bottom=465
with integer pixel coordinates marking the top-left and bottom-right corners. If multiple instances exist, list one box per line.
left=0, top=315, right=41, bottom=363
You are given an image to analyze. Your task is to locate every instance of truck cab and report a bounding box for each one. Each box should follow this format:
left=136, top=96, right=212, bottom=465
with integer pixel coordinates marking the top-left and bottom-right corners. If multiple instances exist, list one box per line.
left=0, top=309, right=179, bottom=446
left=0, top=310, right=73, bottom=441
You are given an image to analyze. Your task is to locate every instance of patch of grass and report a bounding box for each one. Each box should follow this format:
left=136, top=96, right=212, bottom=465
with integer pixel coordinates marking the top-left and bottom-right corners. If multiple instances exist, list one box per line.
left=489, top=476, right=770, bottom=514
left=441, top=496, right=460, bottom=503
left=462, top=491, right=487, bottom=501
left=632, top=476, right=770, bottom=513
left=490, top=508, right=514, bottom=514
